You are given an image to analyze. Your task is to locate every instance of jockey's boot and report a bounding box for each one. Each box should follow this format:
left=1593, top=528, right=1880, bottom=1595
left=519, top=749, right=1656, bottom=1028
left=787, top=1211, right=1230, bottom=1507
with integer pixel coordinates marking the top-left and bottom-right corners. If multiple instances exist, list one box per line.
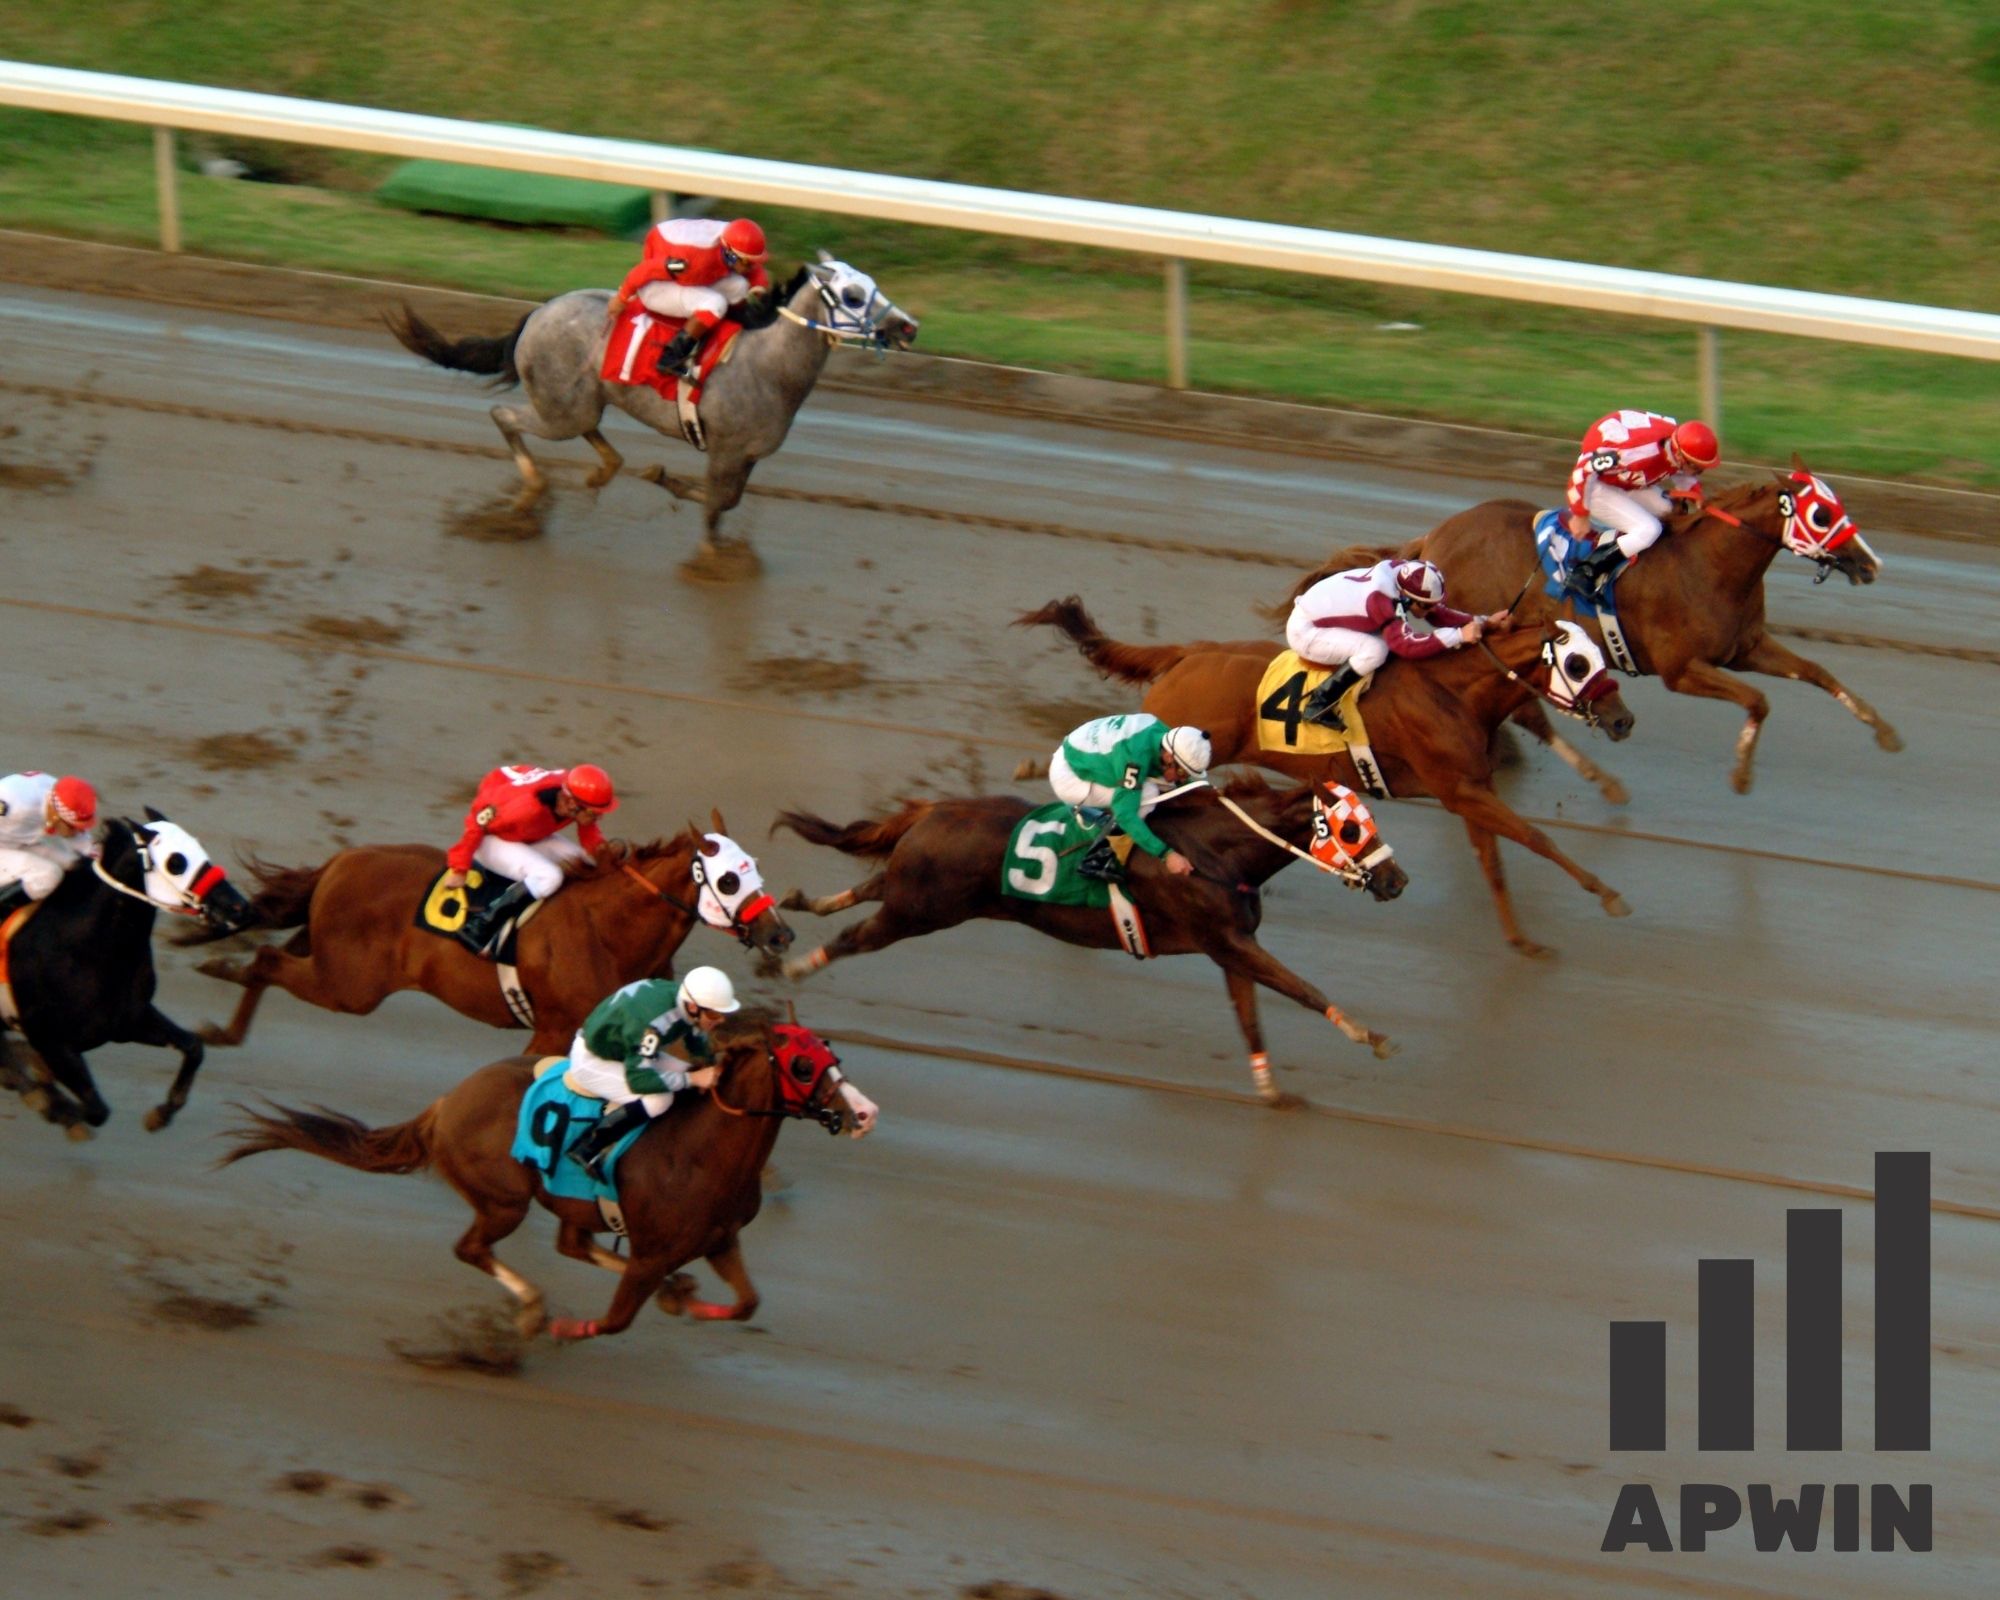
left=1077, top=834, right=1128, bottom=883
left=1301, top=665, right=1363, bottom=730
left=0, top=881, right=32, bottom=919
left=570, top=1099, right=652, bottom=1183
left=1571, top=539, right=1627, bottom=595
left=460, top=881, right=535, bottom=955
left=656, top=328, right=701, bottom=379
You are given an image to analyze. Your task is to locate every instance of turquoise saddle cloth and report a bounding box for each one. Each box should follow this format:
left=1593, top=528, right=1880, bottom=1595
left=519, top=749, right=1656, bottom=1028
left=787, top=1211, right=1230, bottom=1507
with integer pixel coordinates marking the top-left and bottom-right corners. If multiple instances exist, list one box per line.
left=510, top=1065, right=645, bottom=1202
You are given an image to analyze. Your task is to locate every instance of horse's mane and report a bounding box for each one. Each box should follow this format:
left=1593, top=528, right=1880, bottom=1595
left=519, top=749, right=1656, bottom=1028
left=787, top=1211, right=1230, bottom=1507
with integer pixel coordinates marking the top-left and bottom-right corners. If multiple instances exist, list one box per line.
left=735, top=265, right=814, bottom=331
left=562, top=834, right=695, bottom=880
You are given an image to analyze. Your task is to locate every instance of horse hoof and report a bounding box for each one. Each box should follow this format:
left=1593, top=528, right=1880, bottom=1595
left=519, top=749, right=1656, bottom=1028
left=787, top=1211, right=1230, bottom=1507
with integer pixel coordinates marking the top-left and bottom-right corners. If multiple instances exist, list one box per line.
left=516, top=1305, right=548, bottom=1340
left=20, top=1087, right=52, bottom=1117
left=194, top=958, right=238, bottom=983
left=1371, top=1036, right=1399, bottom=1060
left=1602, top=893, right=1631, bottom=919
left=778, top=889, right=810, bottom=912
left=1601, top=778, right=1631, bottom=806
left=688, top=1299, right=744, bottom=1321
left=1511, top=938, right=1555, bottom=959
left=1730, top=767, right=1755, bottom=796
left=1263, top=1090, right=1309, bottom=1112
left=1877, top=726, right=1904, bottom=753
left=142, top=1106, right=171, bottom=1133
left=65, top=1122, right=95, bottom=1143
left=678, top=542, right=762, bottom=585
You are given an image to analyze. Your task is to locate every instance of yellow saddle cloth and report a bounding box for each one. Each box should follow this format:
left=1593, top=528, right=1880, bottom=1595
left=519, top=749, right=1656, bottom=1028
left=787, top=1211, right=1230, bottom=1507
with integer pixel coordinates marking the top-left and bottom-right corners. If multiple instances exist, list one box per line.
left=1254, top=651, right=1375, bottom=756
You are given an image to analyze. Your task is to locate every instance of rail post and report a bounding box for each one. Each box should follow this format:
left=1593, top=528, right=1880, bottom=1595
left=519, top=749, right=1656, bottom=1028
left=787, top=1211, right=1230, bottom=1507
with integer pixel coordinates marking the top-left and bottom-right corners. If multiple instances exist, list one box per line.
left=1699, top=325, right=1721, bottom=434
left=152, top=125, right=181, bottom=252
left=1165, top=258, right=1188, bottom=389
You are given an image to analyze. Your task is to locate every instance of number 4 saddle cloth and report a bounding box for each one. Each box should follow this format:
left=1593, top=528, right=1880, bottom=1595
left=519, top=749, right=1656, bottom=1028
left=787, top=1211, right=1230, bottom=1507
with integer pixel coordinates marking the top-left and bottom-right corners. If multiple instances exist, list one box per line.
left=1253, top=653, right=1391, bottom=798
left=511, top=1060, right=646, bottom=1205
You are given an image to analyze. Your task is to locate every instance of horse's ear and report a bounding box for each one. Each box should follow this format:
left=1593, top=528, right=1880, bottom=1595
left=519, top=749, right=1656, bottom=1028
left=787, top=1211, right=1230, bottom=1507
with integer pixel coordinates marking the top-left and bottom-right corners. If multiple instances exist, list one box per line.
left=1790, top=451, right=1809, bottom=476
left=786, top=999, right=798, bottom=1026
left=144, top=805, right=166, bottom=822
left=694, top=828, right=720, bottom=856
left=815, top=248, right=835, bottom=266
left=710, top=807, right=727, bottom=836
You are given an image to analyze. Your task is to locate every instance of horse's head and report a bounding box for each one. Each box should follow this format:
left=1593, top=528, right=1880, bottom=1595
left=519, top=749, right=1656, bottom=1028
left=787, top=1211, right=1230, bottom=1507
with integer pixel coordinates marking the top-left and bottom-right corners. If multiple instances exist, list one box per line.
left=688, top=813, right=795, bottom=961
left=120, top=808, right=253, bottom=928
left=1309, top=782, right=1407, bottom=901
left=712, top=1013, right=873, bottom=1137
left=806, top=253, right=919, bottom=350
left=1776, top=456, right=1879, bottom=586
left=1538, top=621, right=1635, bottom=740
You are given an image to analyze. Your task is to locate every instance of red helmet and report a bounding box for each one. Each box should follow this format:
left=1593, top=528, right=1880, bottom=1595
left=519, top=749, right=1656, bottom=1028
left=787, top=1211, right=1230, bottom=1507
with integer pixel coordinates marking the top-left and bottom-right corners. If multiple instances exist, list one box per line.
left=50, top=774, right=97, bottom=827
left=1670, top=419, right=1720, bottom=471
left=1394, top=559, right=1447, bottom=605
left=561, top=764, right=618, bottom=813
left=720, top=218, right=767, bottom=263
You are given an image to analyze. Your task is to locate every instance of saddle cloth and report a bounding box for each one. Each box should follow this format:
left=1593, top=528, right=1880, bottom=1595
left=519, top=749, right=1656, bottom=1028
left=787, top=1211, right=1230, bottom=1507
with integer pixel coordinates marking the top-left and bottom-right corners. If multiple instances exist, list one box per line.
left=1000, top=804, right=1152, bottom=956
left=1253, top=652, right=1390, bottom=798
left=511, top=1059, right=646, bottom=1204
left=0, top=900, right=41, bottom=1025
left=1532, top=510, right=1641, bottom=675
left=600, top=304, right=743, bottom=405
left=413, top=865, right=541, bottom=965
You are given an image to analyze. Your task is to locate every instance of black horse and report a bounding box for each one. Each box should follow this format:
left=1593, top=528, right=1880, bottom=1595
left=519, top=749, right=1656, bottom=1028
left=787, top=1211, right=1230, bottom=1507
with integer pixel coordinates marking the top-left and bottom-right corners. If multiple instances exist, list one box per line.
left=1, top=812, right=250, bottom=1137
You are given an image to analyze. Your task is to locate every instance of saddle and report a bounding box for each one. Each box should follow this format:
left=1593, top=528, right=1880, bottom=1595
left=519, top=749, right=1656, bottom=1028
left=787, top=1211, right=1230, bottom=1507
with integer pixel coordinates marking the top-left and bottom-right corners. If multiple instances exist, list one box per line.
left=0, top=899, right=43, bottom=1026
left=600, top=304, right=743, bottom=409
left=1532, top=511, right=1642, bottom=676
left=1253, top=653, right=1391, bottom=797
left=1000, top=804, right=1151, bottom=957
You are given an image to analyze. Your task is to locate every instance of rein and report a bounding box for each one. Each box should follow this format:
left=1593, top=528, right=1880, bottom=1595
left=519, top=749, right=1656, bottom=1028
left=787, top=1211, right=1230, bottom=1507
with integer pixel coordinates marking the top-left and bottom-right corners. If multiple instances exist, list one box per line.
left=778, top=303, right=891, bottom=349
left=1476, top=637, right=1573, bottom=717
left=709, top=1059, right=843, bottom=1123
left=90, top=855, right=198, bottom=917
left=1206, top=788, right=1361, bottom=882
left=617, top=857, right=761, bottom=946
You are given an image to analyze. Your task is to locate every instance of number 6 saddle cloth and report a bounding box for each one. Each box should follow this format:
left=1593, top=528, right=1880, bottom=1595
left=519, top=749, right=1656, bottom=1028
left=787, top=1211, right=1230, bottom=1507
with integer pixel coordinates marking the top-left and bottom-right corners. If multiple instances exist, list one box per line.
left=1253, top=651, right=1390, bottom=797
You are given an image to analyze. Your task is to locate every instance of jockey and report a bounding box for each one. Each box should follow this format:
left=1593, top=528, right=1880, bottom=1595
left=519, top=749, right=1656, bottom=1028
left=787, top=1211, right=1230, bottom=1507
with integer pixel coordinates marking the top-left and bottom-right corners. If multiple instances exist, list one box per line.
left=605, top=216, right=771, bottom=379
left=0, top=772, right=100, bottom=917
left=563, top=967, right=739, bottom=1180
left=1566, top=410, right=1720, bottom=590
left=1287, top=559, right=1505, bottom=730
left=1048, top=714, right=1211, bottom=883
left=444, top=763, right=619, bottom=953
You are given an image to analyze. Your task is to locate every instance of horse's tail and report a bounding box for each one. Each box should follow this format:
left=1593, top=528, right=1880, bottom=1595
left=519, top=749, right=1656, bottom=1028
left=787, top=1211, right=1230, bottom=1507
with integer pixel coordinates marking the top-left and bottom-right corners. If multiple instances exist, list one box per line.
left=216, top=1101, right=439, bottom=1176
left=1013, top=596, right=1192, bottom=686
left=384, top=303, right=526, bottom=389
left=1255, top=543, right=1404, bottom=626
left=173, top=855, right=326, bottom=946
left=772, top=803, right=933, bottom=858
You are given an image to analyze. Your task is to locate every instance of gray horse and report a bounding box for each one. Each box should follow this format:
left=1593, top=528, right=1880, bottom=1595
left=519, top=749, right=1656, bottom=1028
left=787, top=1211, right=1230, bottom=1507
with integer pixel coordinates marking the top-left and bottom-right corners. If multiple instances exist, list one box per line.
left=389, top=257, right=918, bottom=564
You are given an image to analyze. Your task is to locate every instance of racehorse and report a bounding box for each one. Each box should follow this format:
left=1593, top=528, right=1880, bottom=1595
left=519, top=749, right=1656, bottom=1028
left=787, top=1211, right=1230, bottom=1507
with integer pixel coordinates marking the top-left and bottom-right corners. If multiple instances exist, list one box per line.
left=218, top=1011, right=876, bottom=1341
left=1405, top=462, right=1896, bottom=794
left=775, top=775, right=1408, bottom=1102
left=0, top=812, right=250, bottom=1137
left=184, top=816, right=792, bottom=1055
left=387, top=256, right=919, bottom=568
left=1019, top=597, right=1636, bottom=958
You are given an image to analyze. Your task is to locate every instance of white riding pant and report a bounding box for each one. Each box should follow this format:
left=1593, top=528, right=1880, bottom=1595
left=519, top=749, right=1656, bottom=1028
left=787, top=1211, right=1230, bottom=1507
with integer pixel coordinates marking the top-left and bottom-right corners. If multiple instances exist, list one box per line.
left=1048, top=749, right=1164, bottom=818
left=472, top=833, right=586, bottom=899
left=635, top=276, right=749, bottom=323
left=0, top=841, right=87, bottom=901
left=566, top=1033, right=676, bottom=1118
left=1584, top=481, right=1674, bottom=558
left=1284, top=616, right=1389, bottom=675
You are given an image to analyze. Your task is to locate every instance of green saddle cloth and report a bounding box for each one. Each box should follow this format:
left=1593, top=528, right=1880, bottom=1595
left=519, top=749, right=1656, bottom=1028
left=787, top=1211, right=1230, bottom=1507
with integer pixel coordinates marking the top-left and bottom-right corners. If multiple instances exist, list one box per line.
left=1001, top=804, right=1112, bottom=909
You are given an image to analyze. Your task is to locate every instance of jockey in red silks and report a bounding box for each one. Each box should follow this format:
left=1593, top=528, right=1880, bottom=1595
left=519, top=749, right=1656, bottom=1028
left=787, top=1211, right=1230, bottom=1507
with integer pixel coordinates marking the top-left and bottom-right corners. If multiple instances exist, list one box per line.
left=604, top=216, right=771, bottom=379
left=1565, top=410, right=1720, bottom=590
left=443, top=764, right=619, bottom=952
left=1286, top=559, right=1507, bottom=730
left=0, top=772, right=100, bottom=916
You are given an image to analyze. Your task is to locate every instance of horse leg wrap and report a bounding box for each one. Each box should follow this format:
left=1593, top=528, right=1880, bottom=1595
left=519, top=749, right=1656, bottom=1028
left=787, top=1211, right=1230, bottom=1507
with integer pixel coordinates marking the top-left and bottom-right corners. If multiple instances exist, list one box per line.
left=1324, top=1006, right=1346, bottom=1028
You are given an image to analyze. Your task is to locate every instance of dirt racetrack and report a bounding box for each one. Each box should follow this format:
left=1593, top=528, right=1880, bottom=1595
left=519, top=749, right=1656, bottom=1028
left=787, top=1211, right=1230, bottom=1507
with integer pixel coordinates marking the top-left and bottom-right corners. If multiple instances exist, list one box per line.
left=1, top=280, right=1995, bottom=1598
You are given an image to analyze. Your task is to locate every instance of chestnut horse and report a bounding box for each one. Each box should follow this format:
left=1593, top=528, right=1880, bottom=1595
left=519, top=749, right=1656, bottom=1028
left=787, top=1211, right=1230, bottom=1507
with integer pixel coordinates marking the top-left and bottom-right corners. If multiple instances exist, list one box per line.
left=219, top=1012, right=876, bottom=1342
left=1406, top=463, right=1897, bottom=794
left=775, top=775, right=1407, bottom=1102
left=185, top=814, right=791, bottom=1055
left=1020, top=599, right=1635, bottom=957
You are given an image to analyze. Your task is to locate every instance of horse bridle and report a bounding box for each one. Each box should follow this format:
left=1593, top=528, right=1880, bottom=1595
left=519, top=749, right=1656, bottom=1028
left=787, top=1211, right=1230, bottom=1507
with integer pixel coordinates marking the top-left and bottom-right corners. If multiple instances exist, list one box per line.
left=617, top=857, right=769, bottom=948
left=89, top=834, right=227, bottom=919
left=778, top=272, right=902, bottom=350
left=708, top=1046, right=848, bottom=1135
left=1476, top=633, right=1612, bottom=727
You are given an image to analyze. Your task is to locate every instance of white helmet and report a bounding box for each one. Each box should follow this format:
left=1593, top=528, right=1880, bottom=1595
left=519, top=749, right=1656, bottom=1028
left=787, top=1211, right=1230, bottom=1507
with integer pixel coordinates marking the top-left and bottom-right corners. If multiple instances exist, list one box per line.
left=1163, top=725, right=1212, bottom=775
left=679, top=965, right=740, bottom=1016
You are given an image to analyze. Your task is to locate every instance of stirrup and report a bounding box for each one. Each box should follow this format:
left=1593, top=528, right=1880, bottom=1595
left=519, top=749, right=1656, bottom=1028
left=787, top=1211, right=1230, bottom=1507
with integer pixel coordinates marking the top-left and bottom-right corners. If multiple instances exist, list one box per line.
left=1076, top=837, right=1126, bottom=883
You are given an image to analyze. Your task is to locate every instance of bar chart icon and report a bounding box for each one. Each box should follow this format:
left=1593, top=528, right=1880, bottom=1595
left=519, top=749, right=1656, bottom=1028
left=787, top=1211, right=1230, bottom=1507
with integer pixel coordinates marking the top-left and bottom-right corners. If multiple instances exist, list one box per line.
left=1609, top=1152, right=1930, bottom=1453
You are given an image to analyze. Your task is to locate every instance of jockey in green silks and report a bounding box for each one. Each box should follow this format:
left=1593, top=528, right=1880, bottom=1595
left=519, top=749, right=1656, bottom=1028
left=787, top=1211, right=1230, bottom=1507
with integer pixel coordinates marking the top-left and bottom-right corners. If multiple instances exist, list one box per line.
left=1046, top=713, right=1213, bottom=883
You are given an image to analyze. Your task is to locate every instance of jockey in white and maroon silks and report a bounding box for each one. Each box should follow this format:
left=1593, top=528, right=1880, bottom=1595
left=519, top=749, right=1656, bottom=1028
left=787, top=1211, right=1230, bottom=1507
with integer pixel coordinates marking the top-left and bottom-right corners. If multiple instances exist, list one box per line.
left=442, top=764, right=619, bottom=953
left=1286, top=559, right=1506, bottom=731
left=0, top=772, right=100, bottom=917
left=604, top=217, right=771, bottom=379
left=1565, top=410, right=1720, bottom=589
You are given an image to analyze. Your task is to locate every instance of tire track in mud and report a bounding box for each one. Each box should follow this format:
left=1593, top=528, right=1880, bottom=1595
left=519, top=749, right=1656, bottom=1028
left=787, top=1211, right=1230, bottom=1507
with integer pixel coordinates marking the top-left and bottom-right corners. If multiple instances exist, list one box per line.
left=2, top=591, right=1994, bottom=896
left=4, top=377, right=1994, bottom=668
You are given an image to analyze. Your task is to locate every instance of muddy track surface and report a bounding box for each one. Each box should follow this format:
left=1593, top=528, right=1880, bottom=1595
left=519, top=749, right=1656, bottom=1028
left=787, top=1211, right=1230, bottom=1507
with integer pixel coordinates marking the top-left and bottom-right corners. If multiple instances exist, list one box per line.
left=1, top=284, right=1994, bottom=1600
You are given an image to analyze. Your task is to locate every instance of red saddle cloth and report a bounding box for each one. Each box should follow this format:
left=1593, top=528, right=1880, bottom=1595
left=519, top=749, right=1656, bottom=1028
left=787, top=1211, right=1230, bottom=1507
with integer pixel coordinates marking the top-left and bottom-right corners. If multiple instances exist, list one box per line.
left=600, top=304, right=742, bottom=404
